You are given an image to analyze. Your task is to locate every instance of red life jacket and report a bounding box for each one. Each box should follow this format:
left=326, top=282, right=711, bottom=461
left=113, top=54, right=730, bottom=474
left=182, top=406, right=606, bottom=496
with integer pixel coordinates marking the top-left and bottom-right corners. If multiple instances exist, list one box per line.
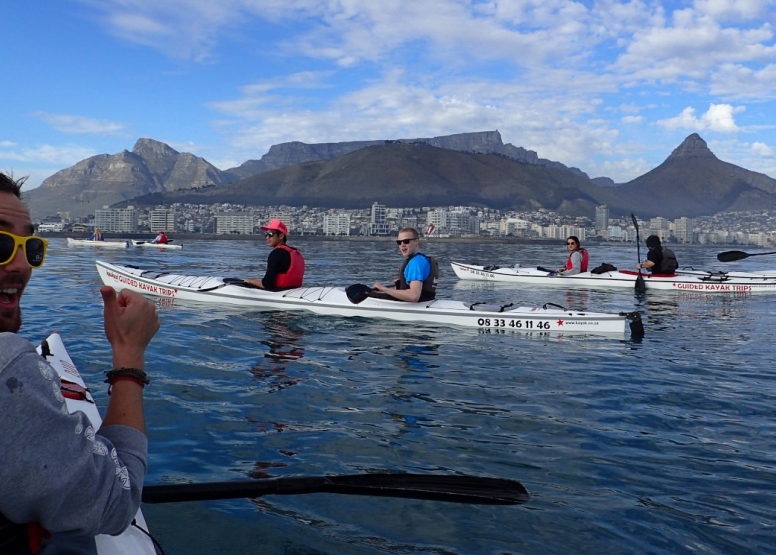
left=273, top=245, right=305, bottom=289
left=157, top=233, right=168, bottom=244
left=565, top=248, right=589, bottom=272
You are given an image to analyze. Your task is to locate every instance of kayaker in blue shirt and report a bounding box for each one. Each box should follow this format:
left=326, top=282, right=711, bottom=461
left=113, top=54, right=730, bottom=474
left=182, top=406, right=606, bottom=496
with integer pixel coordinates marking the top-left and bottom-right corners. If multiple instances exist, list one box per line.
left=373, top=227, right=439, bottom=302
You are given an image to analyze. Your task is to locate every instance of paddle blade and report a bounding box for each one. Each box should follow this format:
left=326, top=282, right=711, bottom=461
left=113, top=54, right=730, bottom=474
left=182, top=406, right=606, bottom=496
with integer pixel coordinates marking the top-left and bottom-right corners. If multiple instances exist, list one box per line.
left=635, top=273, right=646, bottom=293
left=346, top=283, right=372, bottom=304
left=142, top=474, right=530, bottom=506
left=717, top=250, right=749, bottom=262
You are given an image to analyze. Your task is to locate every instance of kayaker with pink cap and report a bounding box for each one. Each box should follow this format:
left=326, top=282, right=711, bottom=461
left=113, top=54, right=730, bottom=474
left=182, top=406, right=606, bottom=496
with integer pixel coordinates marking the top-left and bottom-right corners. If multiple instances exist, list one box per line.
left=244, top=219, right=305, bottom=290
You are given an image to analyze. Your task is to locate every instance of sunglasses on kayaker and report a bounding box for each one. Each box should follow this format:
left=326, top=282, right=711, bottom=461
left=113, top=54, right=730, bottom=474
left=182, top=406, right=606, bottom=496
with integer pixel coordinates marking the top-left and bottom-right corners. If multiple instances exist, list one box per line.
left=396, top=238, right=417, bottom=245
left=0, top=231, right=48, bottom=268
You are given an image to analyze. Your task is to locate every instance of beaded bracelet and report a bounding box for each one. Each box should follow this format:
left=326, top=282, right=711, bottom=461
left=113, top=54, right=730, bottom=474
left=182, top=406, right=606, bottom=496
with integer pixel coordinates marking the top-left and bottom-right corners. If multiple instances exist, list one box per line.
left=104, top=367, right=150, bottom=386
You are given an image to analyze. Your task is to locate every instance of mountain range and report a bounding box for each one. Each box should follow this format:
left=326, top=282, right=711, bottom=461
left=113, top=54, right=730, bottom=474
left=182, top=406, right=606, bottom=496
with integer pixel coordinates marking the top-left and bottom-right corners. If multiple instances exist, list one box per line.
left=24, top=131, right=776, bottom=220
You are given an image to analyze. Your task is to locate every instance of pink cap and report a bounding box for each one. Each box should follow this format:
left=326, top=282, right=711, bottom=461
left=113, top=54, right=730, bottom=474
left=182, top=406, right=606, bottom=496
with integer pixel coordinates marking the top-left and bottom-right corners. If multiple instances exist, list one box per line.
left=260, top=219, right=288, bottom=235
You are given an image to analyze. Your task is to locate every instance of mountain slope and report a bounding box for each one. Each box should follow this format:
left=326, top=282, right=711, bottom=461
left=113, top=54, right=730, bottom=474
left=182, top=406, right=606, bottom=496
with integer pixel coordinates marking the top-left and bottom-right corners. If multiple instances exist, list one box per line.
left=24, top=139, right=232, bottom=219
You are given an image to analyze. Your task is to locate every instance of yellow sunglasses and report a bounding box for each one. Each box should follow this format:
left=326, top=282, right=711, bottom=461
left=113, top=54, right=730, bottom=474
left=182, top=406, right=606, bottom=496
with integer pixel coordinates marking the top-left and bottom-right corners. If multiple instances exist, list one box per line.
left=0, top=231, right=48, bottom=268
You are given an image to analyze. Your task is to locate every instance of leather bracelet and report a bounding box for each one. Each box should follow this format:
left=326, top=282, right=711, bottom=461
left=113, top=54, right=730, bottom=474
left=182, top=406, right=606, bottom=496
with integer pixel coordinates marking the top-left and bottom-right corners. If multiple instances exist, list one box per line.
left=104, top=367, right=150, bottom=386
left=107, top=376, right=147, bottom=396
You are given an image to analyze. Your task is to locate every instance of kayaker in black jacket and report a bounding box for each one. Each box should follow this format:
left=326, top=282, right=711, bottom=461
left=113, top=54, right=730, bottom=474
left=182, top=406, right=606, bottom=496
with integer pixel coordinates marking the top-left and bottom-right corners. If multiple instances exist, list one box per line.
left=636, top=235, right=679, bottom=274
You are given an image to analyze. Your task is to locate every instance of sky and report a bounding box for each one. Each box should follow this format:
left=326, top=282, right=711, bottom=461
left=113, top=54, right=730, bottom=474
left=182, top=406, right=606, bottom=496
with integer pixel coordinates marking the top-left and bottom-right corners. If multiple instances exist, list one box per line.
left=2, top=0, right=776, bottom=191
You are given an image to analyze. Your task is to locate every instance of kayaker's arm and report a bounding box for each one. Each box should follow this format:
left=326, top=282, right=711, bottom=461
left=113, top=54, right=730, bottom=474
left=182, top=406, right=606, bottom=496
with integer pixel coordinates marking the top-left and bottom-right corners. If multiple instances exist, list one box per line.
left=372, top=279, right=423, bottom=302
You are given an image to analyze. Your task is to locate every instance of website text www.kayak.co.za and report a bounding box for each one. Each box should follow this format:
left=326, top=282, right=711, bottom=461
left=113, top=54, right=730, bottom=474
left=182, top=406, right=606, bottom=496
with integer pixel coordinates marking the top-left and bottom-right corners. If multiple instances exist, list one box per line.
left=106, top=270, right=178, bottom=297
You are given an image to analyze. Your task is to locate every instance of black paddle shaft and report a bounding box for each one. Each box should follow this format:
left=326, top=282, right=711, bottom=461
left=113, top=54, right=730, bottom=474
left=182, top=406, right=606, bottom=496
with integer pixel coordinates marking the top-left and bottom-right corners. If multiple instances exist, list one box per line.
left=142, top=473, right=530, bottom=506
left=631, top=213, right=646, bottom=292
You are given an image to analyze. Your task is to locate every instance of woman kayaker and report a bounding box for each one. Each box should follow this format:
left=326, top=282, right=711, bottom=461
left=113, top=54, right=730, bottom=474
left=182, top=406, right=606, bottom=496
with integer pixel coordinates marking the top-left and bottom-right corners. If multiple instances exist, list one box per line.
left=149, top=230, right=169, bottom=244
left=244, top=219, right=305, bottom=290
left=556, top=235, right=589, bottom=275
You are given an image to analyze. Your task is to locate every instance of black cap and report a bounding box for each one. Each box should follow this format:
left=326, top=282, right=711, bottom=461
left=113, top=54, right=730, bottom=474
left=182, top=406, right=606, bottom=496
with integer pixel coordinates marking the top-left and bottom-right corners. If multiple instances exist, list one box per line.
left=645, top=235, right=661, bottom=248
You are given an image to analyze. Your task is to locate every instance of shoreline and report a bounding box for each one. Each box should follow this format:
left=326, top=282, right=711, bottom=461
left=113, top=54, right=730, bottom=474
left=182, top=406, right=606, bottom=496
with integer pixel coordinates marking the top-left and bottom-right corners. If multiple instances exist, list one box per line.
left=41, top=232, right=737, bottom=247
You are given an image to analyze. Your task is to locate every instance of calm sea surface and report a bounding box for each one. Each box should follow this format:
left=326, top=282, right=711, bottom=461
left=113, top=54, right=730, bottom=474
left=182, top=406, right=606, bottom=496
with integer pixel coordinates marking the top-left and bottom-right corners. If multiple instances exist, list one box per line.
left=20, top=238, right=776, bottom=554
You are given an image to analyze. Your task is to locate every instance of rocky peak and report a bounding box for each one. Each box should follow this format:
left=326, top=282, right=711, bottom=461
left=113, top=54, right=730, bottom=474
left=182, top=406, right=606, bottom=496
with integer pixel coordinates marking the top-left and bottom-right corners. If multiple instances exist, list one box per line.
left=667, top=133, right=717, bottom=160
left=132, top=138, right=180, bottom=160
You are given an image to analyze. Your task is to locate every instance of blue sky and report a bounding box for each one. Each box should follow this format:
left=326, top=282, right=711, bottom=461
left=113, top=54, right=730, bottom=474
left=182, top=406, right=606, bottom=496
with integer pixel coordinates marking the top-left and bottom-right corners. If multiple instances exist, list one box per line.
left=2, top=0, right=775, bottom=191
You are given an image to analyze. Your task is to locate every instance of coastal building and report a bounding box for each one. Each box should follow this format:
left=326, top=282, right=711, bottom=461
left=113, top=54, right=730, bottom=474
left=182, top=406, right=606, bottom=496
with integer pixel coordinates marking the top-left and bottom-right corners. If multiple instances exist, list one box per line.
left=94, top=206, right=137, bottom=233
left=216, top=212, right=255, bottom=234
left=674, top=217, right=693, bottom=243
left=323, top=213, right=351, bottom=235
left=369, top=202, right=389, bottom=235
left=595, top=205, right=609, bottom=232
left=150, top=208, right=176, bottom=232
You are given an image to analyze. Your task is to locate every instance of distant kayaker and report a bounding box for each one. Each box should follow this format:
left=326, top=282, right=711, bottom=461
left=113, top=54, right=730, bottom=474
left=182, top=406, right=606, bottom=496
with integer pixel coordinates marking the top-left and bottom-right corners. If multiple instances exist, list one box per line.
left=372, top=227, right=439, bottom=302
left=0, top=171, right=160, bottom=552
left=244, top=219, right=305, bottom=290
left=149, top=230, right=169, bottom=244
left=89, top=228, right=104, bottom=241
left=637, top=235, right=679, bottom=274
left=556, top=235, right=589, bottom=276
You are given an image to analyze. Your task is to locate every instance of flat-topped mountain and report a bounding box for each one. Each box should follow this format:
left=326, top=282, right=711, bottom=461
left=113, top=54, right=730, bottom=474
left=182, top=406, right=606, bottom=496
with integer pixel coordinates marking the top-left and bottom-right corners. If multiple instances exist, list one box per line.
left=137, top=142, right=615, bottom=214
left=225, top=130, right=589, bottom=179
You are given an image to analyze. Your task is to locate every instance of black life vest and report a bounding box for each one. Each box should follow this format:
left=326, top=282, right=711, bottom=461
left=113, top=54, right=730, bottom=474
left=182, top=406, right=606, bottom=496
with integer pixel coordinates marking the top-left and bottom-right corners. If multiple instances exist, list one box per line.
left=397, top=253, right=439, bottom=302
left=657, top=246, right=678, bottom=274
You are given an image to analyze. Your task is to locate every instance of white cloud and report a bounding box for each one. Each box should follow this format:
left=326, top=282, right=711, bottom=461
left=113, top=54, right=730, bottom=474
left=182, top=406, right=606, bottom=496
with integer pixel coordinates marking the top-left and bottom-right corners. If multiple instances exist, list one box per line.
left=752, top=141, right=774, bottom=155
left=657, top=103, right=744, bottom=132
left=622, top=115, right=644, bottom=124
left=33, top=112, right=126, bottom=135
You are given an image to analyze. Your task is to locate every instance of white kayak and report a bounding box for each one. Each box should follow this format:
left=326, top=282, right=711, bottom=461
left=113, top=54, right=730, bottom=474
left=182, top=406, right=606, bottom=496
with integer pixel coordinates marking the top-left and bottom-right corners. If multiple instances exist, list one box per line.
left=451, top=262, right=776, bottom=294
left=131, top=240, right=182, bottom=250
left=67, top=238, right=129, bottom=249
left=36, top=333, right=156, bottom=555
left=96, top=260, right=643, bottom=336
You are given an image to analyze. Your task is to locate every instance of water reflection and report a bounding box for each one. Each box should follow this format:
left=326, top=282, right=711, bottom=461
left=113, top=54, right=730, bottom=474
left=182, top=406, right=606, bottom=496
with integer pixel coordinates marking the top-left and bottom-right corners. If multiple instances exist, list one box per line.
left=387, top=342, right=440, bottom=433
left=248, top=312, right=306, bottom=393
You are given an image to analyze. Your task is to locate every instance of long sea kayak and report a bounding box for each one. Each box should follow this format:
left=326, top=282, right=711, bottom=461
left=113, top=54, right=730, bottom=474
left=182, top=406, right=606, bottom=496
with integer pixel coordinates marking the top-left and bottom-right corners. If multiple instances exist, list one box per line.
left=67, top=238, right=129, bottom=249
left=96, top=260, right=643, bottom=336
left=451, top=262, right=776, bottom=294
left=36, top=333, right=156, bottom=555
left=130, top=239, right=182, bottom=250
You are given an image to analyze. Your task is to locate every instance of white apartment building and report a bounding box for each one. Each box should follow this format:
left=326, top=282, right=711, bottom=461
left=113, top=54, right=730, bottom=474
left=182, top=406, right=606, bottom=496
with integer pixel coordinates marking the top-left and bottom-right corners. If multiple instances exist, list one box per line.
left=674, top=217, right=693, bottom=243
left=369, top=202, right=389, bottom=235
left=595, top=205, right=609, bottom=231
left=216, top=212, right=255, bottom=235
left=94, top=206, right=137, bottom=233
left=543, top=225, right=587, bottom=241
left=323, top=213, right=351, bottom=235
left=426, top=209, right=479, bottom=235
left=149, top=208, right=176, bottom=232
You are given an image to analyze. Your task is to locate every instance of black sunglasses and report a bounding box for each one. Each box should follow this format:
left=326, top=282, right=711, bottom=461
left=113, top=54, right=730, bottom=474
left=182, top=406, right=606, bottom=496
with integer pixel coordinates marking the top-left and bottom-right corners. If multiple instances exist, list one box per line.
left=0, top=231, right=48, bottom=268
left=265, top=232, right=278, bottom=238
left=566, top=242, right=576, bottom=246
left=396, top=238, right=417, bottom=245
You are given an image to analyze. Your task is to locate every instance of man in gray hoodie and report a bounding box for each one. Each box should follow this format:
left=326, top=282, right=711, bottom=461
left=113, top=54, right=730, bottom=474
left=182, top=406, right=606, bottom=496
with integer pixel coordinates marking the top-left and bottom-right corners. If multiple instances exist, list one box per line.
left=0, top=172, right=159, bottom=553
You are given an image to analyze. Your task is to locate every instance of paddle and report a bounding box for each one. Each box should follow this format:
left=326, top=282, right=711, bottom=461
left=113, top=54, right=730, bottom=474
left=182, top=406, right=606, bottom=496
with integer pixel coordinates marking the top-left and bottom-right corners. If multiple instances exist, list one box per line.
left=141, top=473, right=530, bottom=506
left=717, top=250, right=776, bottom=263
left=631, top=213, right=646, bottom=293
left=134, top=240, right=146, bottom=245
left=346, top=283, right=373, bottom=304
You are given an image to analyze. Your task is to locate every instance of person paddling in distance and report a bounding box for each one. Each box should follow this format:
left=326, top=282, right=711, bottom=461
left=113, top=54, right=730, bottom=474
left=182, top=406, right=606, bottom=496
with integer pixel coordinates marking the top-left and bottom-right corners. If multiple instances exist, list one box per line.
left=149, top=230, right=169, bottom=244
left=556, top=236, right=589, bottom=276
left=0, top=172, right=160, bottom=554
left=89, top=228, right=104, bottom=241
left=636, top=234, right=679, bottom=274
left=372, top=227, right=439, bottom=302
left=244, top=219, right=305, bottom=290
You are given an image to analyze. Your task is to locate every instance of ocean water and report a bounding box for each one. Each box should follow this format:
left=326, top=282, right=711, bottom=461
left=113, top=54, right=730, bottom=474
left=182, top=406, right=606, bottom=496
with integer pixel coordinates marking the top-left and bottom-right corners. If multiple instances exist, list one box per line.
left=19, top=238, right=776, bottom=555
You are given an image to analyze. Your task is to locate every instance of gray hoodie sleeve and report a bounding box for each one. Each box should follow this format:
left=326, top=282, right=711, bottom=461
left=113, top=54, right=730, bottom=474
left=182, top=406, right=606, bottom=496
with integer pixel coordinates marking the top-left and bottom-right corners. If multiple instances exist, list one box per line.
left=0, top=333, right=148, bottom=536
